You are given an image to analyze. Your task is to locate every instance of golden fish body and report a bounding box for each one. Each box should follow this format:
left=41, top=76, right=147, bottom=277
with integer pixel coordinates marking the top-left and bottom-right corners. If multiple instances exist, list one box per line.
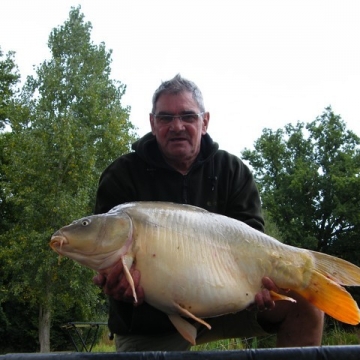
left=50, top=202, right=360, bottom=344
left=126, top=203, right=304, bottom=316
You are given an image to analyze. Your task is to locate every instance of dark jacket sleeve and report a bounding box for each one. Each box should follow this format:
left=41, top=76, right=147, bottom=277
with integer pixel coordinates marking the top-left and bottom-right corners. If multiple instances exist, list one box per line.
left=229, top=162, right=264, bottom=232
left=94, top=155, right=138, bottom=214
left=214, top=151, right=264, bottom=232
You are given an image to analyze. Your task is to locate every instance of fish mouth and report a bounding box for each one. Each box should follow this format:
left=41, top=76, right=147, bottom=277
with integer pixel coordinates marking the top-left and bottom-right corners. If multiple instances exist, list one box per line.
left=50, top=234, right=68, bottom=251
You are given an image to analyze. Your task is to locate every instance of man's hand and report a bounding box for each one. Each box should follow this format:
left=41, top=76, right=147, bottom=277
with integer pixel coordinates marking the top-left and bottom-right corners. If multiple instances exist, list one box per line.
left=93, top=262, right=145, bottom=305
left=249, top=277, right=279, bottom=311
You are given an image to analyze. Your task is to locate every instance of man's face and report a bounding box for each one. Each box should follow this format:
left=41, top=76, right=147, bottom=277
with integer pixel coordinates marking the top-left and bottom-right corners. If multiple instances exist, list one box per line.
left=150, top=91, right=209, bottom=167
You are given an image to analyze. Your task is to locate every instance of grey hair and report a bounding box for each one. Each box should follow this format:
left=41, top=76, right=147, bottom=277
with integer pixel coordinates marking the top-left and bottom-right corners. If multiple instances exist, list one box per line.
left=151, top=74, right=205, bottom=113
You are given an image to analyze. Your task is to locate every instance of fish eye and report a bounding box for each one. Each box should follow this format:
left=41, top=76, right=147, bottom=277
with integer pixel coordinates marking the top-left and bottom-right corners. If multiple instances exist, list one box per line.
left=81, top=219, right=90, bottom=226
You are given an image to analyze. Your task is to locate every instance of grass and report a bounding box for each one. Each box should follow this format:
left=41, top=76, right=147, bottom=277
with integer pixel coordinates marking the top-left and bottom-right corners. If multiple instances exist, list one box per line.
left=92, top=343, right=116, bottom=352
left=91, top=322, right=359, bottom=352
left=91, top=336, right=276, bottom=353
left=322, top=324, right=360, bottom=346
left=91, top=331, right=116, bottom=352
left=192, top=335, right=277, bottom=351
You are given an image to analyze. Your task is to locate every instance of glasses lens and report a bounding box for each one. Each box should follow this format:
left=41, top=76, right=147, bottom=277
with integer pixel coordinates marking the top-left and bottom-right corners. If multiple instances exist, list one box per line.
left=181, top=114, right=198, bottom=123
left=156, top=115, right=172, bottom=123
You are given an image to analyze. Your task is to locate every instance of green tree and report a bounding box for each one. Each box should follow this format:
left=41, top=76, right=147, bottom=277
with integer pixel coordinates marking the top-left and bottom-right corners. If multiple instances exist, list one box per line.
left=242, top=107, right=360, bottom=259
left=0, top=48, right=20, bottom=130
left=0, top=48, right=21, bottom=233
left=1, top=6, right=136, bottom=352
left=0, top=50, right=23, bottom=351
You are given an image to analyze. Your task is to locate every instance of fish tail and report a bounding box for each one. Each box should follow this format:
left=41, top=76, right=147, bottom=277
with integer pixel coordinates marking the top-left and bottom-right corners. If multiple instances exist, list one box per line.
left=310, top=250, right=360, bottom=286
left=297, top=270, right=360, bottom=325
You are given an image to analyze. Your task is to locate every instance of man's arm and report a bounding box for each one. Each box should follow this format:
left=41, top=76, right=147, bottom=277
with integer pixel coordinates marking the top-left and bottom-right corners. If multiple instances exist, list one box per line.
left=220, top=155, right=265, bottom=232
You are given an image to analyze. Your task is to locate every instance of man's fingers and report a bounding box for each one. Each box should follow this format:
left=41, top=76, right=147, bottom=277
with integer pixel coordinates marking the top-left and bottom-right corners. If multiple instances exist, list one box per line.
left=247, top=277, right=280, bottom=312
left=262, top=276, right=279, bottom=292
left=255, top=289, right=275, bottom=311
left=94, top=262, right=144, bottom=304
left=252, top=277, right=279, bottom=311
left=105, top=262, right=124, bottom=290
left=105, top=272, right=128, bottom=298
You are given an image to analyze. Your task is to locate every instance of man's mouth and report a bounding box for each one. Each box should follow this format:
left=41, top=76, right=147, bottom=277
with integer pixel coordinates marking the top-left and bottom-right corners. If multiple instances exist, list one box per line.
left=169, top=137, right=188, bottom=142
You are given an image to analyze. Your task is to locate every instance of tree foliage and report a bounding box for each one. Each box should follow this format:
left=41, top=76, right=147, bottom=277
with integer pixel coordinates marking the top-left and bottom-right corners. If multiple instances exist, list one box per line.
left=0, top=48, right=20, bottom=130
left=1, top=6, right=137, bottom=352
left=242, top=107, right=360, bottom=262
left=0, top=48, right=21, bottom=236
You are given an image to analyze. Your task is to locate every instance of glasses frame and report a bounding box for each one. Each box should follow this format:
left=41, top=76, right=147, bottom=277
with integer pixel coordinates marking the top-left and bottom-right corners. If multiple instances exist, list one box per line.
left=151, top=112, right=205, bottom=124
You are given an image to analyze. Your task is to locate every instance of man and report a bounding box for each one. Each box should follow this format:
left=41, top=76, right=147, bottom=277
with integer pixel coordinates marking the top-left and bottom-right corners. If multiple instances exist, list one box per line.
left=94, top=74, right=324, bottom=352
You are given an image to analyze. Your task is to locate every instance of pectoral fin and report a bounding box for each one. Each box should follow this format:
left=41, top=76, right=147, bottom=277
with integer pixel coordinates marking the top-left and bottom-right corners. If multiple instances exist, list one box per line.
left=270, top=290, right=296, bottom=303
left=121, top=255, right=137, bottom=303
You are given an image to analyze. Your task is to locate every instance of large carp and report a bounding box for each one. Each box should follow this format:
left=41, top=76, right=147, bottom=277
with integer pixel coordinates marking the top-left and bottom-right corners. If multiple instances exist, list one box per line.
left=50, top=202, right=360, bottom=344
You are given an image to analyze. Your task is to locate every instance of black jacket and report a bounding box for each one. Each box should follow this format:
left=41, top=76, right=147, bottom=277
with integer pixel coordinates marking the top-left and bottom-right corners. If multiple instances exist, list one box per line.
left=94, top=132, right=264, bottom=335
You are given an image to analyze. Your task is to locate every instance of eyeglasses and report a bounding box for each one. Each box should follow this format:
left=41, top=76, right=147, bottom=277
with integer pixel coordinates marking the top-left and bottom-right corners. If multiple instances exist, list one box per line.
left=152, top=112, right=204, bottom=124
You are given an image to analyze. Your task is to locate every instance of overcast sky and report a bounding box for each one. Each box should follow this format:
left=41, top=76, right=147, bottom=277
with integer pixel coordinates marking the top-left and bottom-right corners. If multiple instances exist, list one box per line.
left=1, top=0, right=359, bottom=156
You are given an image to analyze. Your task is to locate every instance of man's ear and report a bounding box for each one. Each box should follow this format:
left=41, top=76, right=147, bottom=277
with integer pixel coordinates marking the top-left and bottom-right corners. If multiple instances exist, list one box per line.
left=202, top=112, right=210, bottom=134
left=149, top=113, right=156, bottom=135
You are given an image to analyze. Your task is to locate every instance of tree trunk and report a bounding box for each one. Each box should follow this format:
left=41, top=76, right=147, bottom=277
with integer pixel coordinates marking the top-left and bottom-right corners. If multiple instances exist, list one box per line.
left=39, top=302, right=51, bottom=352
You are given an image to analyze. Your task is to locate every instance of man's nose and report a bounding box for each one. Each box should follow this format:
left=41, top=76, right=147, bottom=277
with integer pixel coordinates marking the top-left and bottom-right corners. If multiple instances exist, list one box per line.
left=169, top=117, right=184, bottom=131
